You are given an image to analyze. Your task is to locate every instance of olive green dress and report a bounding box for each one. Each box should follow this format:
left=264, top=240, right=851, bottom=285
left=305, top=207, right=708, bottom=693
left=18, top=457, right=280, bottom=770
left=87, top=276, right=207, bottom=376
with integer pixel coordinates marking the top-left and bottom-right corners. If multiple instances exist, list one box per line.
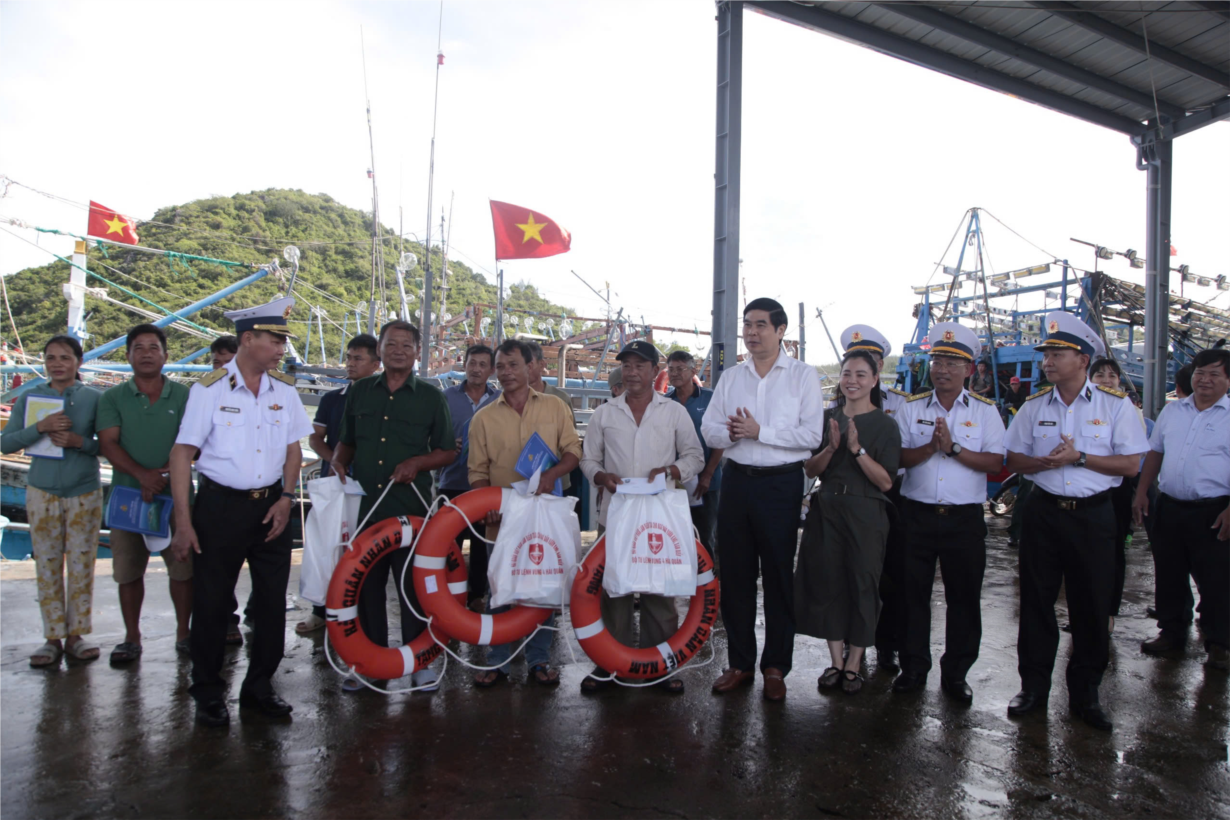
left=794, top=405, right=902, bottom=647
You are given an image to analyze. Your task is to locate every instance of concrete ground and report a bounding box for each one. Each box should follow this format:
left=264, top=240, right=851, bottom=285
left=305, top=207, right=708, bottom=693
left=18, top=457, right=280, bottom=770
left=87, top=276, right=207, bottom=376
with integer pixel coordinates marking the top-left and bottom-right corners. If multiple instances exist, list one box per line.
left=1, top=517, right=1227, bottom=819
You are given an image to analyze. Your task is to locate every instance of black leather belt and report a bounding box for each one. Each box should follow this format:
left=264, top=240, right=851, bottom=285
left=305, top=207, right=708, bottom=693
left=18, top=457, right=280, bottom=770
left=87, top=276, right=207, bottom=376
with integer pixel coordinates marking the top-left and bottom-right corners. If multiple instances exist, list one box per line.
left=200, top=475, right=283, bottom=500
left=903, top=497, right=982, bottom=516
left=1033, top=487, right=1111, bottom=511
left=729, top=460, right=804, bottom=478
left=1160, top=493, right=1230, bottom=509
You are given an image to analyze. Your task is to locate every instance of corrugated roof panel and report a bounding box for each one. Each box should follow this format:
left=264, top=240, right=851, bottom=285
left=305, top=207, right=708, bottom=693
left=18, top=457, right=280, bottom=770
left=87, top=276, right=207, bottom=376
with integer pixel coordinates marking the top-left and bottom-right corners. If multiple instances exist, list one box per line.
left=1174, top=25, right=1230, bottom=71
left=1109, top=60, right=1220, bottom=109
left=917, top=29, right=998, bottom=62
left=952, top=5, right=1055, bottom=39
left=1155, top=76, right=1230, bottom=110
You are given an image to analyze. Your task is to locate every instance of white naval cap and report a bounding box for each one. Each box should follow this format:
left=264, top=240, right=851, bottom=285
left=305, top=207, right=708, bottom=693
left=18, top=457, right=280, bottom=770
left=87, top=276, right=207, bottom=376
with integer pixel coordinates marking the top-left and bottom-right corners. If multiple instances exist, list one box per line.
left=1035, top=311, right=1098, bottom=358
left=841, top=324, right=892, bottom=358
left=223, top=296, right=297, bottom=338
left=928, top=321, right=981, bottom=361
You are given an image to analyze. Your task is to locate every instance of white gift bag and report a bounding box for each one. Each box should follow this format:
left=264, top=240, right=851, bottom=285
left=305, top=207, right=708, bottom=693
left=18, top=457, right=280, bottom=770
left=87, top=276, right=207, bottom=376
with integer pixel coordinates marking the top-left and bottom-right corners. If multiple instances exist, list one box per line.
left=299, top=476, right=365, bottom=606
left=488, top=479, right=581, bottom=609
left=603, top=487, right=697, bottom=598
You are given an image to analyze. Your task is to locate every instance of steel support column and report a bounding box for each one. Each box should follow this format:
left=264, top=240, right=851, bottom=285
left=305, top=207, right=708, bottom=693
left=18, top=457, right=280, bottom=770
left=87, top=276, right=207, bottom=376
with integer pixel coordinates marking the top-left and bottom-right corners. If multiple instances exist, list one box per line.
left=711, top=1, right=743, bottom=386
left=1136, top=128, right=1172, bottom=419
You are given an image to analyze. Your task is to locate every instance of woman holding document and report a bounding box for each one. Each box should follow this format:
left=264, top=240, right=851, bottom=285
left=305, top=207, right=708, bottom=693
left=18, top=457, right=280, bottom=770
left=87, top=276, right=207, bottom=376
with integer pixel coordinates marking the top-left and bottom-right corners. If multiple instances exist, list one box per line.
left=2, top=335, right=103, bottom=667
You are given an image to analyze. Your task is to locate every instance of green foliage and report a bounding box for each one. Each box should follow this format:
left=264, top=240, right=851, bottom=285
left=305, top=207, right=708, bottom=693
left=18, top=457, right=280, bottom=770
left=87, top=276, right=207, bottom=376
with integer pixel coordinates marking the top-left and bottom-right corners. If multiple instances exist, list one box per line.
left=3, top=189, right=586, bottom=364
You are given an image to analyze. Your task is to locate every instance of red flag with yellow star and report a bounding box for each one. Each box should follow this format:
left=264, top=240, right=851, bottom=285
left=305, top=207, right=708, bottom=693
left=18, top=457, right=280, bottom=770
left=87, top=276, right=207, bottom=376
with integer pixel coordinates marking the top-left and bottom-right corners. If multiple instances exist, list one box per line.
left=490, top=200, right=571, bottom=260
left=86, top=201, right=140, bottom=245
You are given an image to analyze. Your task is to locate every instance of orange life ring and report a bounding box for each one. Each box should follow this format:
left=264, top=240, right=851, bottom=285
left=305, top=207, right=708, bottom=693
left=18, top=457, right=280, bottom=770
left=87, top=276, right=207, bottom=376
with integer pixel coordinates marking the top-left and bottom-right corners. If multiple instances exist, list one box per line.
left=413, top=486, right=553, bottom=645
left=325, top=515, right=467, bottom=679
left=568, top=536, right=720, bottom=679
left=653, top=370, right=670, bottom=393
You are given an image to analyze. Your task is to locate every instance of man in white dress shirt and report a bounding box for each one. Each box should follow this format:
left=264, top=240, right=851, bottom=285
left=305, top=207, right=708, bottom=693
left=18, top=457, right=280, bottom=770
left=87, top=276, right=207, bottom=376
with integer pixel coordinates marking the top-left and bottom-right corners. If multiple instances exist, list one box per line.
left=1134, top=347, right=1230, bottom=671
left=170, top=297, right=314, bottom=727
left=891, top=323, right=1005, bottom=702
left=581, top=341, right=705, bottom=694
left=1003, top=311, right=1147, bottom=732
left=702, top=298, right=825, bottom=701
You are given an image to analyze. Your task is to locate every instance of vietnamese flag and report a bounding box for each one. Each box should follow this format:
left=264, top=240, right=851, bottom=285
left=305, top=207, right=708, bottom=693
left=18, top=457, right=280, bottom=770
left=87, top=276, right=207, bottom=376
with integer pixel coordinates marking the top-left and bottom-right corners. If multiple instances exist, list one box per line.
left=490, top=200, right=571, bottom=260
left=87, top=200, right=140, bottom=245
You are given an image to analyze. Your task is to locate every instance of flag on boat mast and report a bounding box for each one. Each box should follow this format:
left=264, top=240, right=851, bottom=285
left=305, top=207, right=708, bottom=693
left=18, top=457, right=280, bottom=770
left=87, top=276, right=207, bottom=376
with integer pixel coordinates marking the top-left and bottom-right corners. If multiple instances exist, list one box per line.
left=490, top=200, right=571, bottom=260
left=86, top=201, right=139, bottom=245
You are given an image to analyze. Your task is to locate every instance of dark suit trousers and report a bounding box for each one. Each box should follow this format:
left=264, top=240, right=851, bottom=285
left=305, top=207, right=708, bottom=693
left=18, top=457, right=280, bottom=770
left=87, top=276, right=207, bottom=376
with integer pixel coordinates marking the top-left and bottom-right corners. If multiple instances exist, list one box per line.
left=358, top=542, right=425, bottom=650
left=875, top=477, right=907, bottom=653
left=1153, top=494, right=1229, bottom=650
left=717, top=467, right=804, bottom=676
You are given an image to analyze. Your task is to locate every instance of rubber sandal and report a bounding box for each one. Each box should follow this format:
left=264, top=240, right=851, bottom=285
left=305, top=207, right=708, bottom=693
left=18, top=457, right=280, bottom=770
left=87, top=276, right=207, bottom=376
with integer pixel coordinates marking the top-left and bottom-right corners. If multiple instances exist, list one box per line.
left=65, top=640, right=100, bottom=661
left=110, top=642, right=143, bottom=664
left=658, top=677, right=685, bottom=695
left=29, top=643, right=62, bottom=668
left=295, top=614, right=326, bottom=635
left=175, top=638, right=191, bottom=654
left=530, top=663, right=561, bottom=687
left=818, top=666, right=842, bottom=689
left=341, top=676, right=364, bottom=693
left=842, top=669, right=864, bottom=695
left=473, top=669, right=509, bottom=689
left=225, top=627, right=244, bottom=647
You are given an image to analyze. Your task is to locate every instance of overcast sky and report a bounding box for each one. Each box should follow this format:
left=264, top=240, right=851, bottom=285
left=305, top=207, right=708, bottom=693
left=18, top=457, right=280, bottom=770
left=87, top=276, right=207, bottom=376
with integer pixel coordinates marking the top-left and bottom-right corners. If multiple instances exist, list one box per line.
left=2, top=0, right=1227, bottom=364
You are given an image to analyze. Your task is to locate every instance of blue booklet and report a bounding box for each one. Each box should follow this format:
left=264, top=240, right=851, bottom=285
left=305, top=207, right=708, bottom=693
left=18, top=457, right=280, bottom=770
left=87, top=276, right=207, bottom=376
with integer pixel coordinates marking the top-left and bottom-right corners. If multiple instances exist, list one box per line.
left=515, top=432, right=563, bottom=497
left=106, top=486, right=173, bottom=538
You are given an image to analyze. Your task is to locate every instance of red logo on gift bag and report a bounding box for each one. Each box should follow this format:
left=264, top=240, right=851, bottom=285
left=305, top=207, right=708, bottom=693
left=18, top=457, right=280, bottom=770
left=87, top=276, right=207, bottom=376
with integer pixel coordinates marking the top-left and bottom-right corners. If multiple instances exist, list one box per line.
left=528, top=543, right=544, bottom=565
left=647, top=532, right=664, bottom=555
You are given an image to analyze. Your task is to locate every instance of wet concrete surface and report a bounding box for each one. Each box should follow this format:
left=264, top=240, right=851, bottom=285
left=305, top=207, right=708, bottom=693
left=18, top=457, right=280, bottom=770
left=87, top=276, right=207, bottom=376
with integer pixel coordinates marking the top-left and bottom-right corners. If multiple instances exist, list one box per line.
left=2, top=518, right=1227, bottom=819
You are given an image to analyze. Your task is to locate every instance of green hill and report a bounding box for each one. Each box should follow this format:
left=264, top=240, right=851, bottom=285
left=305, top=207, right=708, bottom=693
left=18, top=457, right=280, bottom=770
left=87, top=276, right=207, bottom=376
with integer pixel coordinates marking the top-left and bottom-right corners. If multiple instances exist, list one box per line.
left=2, top=188, right=583, bottom=364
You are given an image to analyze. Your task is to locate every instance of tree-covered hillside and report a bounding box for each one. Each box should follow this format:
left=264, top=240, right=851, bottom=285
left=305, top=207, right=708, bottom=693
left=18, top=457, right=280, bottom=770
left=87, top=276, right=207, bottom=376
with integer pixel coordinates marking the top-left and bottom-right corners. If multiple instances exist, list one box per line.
left=3, top=189, right=584, bottom=363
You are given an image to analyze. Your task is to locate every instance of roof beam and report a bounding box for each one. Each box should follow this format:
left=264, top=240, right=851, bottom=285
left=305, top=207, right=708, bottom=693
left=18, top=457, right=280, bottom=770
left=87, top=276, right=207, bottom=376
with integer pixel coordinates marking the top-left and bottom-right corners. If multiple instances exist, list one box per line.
left=875, top=2, right=1187, bottom=120
left=1027, top=2, right=1230, bottom=91
left=1169, top=95, right=1230, bottom=137
left=746, top=0, right=1144, bottom=134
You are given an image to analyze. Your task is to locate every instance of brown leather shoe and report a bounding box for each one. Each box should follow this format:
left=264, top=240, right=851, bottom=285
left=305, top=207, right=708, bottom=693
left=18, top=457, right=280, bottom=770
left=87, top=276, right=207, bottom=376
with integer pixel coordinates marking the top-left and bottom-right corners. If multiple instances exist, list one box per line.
left=712, top=668, right=755, bottom=693
left=763, top=669, right=787, bottom=701
left=1141, top=631, right=1186, bottom=654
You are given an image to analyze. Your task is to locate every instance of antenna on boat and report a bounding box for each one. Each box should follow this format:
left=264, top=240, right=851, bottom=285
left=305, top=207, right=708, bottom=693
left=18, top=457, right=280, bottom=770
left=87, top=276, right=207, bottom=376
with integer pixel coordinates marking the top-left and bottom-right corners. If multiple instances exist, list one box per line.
left=422, top=0, right=445, bottom=372
left=360, top=26, right=387, bottom=335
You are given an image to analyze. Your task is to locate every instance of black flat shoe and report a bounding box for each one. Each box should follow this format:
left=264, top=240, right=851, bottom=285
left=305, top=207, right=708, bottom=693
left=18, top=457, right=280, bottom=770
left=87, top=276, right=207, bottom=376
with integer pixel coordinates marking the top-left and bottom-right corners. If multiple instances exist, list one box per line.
left=239, top=690, right=293, bottom=717
left=1071, top=703, right=1113, bottom=732
left=940, top=677, right=973, bottom=703
left=1007, top=690, right=1047, bottom=717
left=196, top=699, right=230, bottom=727
left=891, top=671, right=927, bottom=693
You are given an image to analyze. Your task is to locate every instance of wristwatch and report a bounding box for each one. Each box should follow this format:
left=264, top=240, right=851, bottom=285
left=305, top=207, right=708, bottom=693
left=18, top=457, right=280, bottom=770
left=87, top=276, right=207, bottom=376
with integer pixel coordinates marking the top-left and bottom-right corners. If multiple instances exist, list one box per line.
left=852, top=447, right=867, bottom=458
left=281, top=491, right=296, bottom=501
left=948, top=442, right=963, bottom=458
left=1075, top=451, right=1088, bottom=468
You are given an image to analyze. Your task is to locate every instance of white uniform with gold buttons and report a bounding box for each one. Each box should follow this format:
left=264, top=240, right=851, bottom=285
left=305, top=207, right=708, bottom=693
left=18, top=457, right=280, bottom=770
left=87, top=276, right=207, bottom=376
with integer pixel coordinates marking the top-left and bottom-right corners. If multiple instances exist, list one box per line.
left=897, top=389, right=1006, bottom=505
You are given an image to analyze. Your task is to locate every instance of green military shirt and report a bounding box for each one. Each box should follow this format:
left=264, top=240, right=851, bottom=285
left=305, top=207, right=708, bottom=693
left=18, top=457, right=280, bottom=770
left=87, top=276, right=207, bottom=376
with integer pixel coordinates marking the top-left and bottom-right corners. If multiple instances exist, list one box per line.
left=95, top=376, right=191, bottom=496
left=339, top=371, right=455, bottom=524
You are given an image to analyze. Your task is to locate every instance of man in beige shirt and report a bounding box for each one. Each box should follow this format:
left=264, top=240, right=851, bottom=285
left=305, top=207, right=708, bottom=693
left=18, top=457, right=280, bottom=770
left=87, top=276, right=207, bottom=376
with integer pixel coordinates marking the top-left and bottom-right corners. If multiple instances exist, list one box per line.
left=468, top=339, right=582, bottom=688
left=526, top=340, right=576, bottom=492
left=580, top=341, right=705, bottom=694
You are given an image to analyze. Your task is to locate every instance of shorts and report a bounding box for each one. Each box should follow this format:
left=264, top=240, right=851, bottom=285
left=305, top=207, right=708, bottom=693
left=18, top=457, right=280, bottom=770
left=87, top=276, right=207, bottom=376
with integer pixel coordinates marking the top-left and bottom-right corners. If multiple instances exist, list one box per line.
left=110, top=526, right=192, bottom=584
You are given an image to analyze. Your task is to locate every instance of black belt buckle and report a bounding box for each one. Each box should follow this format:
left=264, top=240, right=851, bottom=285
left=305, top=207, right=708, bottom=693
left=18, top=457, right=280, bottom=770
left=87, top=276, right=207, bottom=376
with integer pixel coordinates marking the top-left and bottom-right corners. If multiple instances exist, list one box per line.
left=934, top=505, right=949, bottom=515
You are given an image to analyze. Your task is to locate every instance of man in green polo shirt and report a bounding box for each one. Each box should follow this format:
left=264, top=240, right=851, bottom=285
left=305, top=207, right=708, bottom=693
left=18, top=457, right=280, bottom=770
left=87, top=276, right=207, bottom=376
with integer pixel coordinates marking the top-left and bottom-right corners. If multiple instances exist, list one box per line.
left=96, top=324, right=193, bottom=664
left=331, top=320, right=456, bottom=690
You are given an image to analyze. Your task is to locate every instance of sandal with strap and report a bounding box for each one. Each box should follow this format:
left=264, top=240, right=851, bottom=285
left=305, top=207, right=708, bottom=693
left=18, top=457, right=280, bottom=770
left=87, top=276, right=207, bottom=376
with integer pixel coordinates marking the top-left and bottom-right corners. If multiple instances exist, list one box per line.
left=473, top=669, right=509, bottom=689
left=657, top=676, right=685, bottom=695
left=818, top=666, right=842, bottom=689
left=110, top=642, right=143, bottom=664
left=29, top=643, right=62, bottom=668
left=842, top=669, right=864, bottom=695
left=295, top=614, right=327, bottom=635
left=530, top=663, right=561, bottom=687
left=65, top=640, right=100, bottom=661
left=581, top=667, right=612, bottom=693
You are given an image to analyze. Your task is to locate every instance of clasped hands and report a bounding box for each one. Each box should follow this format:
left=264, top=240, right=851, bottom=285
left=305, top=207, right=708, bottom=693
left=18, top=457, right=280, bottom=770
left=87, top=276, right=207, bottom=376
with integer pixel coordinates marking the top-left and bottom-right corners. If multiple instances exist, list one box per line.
left=1036, top=433, right=1081, bottom=469
left=36, top=411, right=83, bottom=450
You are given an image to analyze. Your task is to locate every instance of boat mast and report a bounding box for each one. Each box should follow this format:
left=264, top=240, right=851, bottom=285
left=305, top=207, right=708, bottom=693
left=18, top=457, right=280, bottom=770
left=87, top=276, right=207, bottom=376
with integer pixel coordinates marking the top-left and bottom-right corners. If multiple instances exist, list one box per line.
left=361, top=27, right=386, bottom=335
left=422, top=0, right=444, bottom=371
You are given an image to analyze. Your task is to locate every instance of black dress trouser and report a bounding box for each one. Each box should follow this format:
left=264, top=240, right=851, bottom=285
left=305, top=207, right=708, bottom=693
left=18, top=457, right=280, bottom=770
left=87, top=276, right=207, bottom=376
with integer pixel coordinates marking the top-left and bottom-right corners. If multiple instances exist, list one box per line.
left=717, top=466, right=805, bottom=675
left=1017, top=490, right=1114, bottom=708
left=357, top=524, right=426, bottom=651
left=874, top=477, right=907, bottom=654
left=899, top=500, right=987, bottom=680
left=1153, top=494, right=1229, bottom=651
left=190, top=482, right=292, bottom=702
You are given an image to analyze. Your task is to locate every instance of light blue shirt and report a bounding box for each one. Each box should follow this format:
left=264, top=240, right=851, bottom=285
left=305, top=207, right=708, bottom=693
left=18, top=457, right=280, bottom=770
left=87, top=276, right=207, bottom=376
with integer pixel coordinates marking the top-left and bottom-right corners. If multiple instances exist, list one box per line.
left=1148, top=394, right=1230, bottom=501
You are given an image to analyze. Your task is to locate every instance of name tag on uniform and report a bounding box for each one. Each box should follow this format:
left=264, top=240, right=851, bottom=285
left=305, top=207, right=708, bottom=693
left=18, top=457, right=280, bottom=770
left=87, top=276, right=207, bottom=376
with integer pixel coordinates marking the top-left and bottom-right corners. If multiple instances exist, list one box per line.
left=917, top=419, right=935, bottom=426
left=220, top=406, right=241, bottom=413
left=1038, top=420, right=1057, bottom=427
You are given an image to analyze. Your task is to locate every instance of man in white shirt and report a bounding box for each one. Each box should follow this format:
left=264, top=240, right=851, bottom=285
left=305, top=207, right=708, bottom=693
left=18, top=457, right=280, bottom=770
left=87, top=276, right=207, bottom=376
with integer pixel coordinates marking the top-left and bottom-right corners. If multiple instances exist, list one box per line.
left=891, top=323, right=1006, bottom=702
left=581, top=341, right=705, bottom=693
left=1003, top=312, right=1147, bottom=732
left=1134, top=348, right=1230, bottom=671
left=702, top=298, right=825, bottom=701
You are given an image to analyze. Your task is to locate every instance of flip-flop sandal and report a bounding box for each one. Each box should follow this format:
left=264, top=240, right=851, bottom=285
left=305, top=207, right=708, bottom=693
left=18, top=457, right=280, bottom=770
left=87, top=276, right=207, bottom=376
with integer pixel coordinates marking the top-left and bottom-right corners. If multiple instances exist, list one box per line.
left=29, top=643, right=62, bottom=668
left=295, top=614, right=327, bottom=634
left=110, top=642, right=143, bottom=664
left=818, top=666, right=842, bottom=689
left=658, top=677, right=685, bottom=695
left=65, top=641, right=100, bottom=661
left=175, top=638, right=191, bottom=654
left=473, top=669, right=509, bottom=689
left=225, top=628, right=244, bottom=646
left=842, top=670, right=864, bottom=695
left=529, top=663, right=561, bottom=687
left=581, top=667, right=613, bottom=693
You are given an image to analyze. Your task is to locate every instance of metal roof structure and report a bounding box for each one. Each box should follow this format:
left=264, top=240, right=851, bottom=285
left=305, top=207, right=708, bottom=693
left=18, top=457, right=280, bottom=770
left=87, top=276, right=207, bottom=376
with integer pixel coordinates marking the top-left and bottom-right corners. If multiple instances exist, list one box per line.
left=709, top=1, right=1230, bottom=416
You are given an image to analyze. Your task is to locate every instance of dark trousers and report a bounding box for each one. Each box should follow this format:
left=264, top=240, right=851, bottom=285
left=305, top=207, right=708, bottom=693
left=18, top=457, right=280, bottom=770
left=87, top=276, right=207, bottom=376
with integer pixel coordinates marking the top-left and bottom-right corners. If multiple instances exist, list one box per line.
left=1109, top=479, right=1135, bottom=616
left=717, top=466, right=805, bottom=675
left=875, top=477, right=907, bottom=653
left=899, top=500, right=987, bottom=680
left=690, top=488, right=719, bottom=554
left=1154, top=494, right=1229, bottom=650
left=442, top=487, right=487, bottom=604
left=190, top=483, right=292, bottom=702
left=1017, top=490, right=1115, bottom=707
left=358, top=543, right=425, bottom=650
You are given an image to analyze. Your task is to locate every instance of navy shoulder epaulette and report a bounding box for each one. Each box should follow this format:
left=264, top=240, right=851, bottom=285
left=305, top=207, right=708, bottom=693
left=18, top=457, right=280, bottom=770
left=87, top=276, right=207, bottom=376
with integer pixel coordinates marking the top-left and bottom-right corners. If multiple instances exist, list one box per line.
left=268, top=369, right=295, bottom=386
left=197, top=368, right=227, bottom=388
left=907, top=391, right=933, bottom=403
left=1026, top=385, right=1054, bottom=401
left=969, top=392, right=997, bottom=405
left=887, top=387, right=910, bottom=397
left=1097, top=384, right=1128, bottom=399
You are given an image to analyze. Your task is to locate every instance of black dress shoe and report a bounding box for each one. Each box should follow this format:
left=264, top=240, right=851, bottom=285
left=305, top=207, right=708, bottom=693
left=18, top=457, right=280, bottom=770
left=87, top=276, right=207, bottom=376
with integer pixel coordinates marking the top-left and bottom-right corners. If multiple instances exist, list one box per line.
left=239, top=690, right=293, bottom=717
left=940, top=677, right=973, bottom=703
left=891, top=671, right=927, bottom=693
left=877, top=647, right=899, bottom=670
left=1071, top=703, right=1113, bottom=732
left=1007, top=690, right=1047, bottom=717
left=1146, top=606, right=1159, bottom=620
left=196, top=699, right=230, bottom=727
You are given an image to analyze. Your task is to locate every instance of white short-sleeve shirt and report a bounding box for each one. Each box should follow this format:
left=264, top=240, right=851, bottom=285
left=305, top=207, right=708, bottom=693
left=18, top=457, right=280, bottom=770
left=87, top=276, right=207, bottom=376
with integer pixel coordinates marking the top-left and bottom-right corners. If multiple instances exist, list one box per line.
left=1148, top=394, right=1230, bottom=501
left=895, top=389, right=1006, bottom=505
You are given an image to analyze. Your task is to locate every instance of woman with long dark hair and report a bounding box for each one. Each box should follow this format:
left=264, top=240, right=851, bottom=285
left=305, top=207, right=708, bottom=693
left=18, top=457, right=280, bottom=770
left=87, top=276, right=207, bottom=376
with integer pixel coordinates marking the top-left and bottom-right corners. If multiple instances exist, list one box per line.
left=795, top=349, right=902, bottom=694
left=2, top=335, right=104, bottom=666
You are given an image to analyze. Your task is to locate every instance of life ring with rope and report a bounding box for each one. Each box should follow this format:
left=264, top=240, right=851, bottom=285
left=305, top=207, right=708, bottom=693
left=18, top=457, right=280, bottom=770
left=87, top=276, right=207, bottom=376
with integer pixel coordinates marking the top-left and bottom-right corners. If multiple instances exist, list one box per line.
left=412, top=487, right=553, bottom=646
left=325, top=515, right=467, bottom=679
left=568, top=536, right=720, bottom=678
